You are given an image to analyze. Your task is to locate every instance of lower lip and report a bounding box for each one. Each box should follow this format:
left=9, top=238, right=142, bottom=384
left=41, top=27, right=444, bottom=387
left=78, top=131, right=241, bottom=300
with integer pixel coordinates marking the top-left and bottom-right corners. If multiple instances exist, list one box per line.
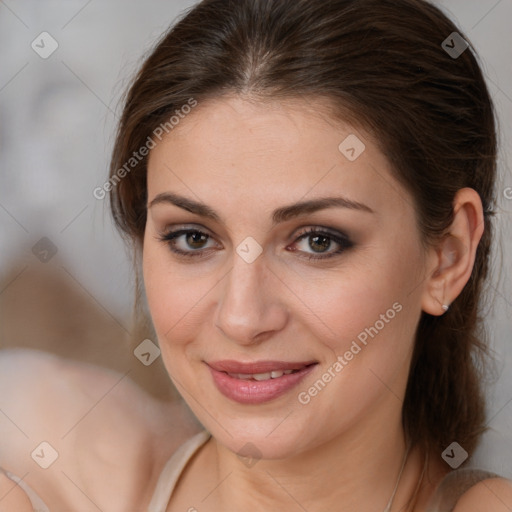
left=208, top=364, right=317, bottom=405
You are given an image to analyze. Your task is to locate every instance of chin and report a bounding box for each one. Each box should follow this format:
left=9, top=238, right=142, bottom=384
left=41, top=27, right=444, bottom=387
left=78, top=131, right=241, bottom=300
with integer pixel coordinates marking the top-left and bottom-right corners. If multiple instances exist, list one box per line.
left=201, top=413, right=319, bottom=461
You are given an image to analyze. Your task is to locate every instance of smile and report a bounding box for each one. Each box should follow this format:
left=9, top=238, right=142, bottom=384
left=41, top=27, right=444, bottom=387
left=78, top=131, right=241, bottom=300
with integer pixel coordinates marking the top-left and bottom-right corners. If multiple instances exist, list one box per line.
left=227, top=369, right=298, bottom=380
left=206, top=360, right=318, bottom=404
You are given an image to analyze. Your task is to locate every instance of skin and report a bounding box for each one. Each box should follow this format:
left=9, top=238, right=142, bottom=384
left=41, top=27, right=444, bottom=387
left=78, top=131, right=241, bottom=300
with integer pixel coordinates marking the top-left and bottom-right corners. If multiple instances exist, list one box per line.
left=2, top=95, right=510, bottom=511
left=0, top=349, right=200, bottom=512
left=141, top=94, right=492, bottom=511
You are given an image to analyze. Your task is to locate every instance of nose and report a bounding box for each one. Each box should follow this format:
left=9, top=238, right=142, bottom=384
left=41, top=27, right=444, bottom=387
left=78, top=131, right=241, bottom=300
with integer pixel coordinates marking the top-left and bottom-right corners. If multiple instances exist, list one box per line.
left=214, top=253, right=289, bottom=346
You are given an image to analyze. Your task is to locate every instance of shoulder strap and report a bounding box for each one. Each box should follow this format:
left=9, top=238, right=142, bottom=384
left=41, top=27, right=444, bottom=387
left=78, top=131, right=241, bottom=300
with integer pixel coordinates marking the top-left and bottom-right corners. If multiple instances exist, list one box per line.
left=0, top=466, right=50, bottom=511
left=426, top=468, right=499, bottom=512
left=147, top=430, right=212, bottom=512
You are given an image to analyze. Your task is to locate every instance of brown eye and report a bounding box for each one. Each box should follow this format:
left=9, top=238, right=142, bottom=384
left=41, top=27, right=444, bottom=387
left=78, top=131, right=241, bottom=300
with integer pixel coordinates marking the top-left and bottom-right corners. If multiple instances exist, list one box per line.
left=158, top=229, right=218, bottom=259
left=157, top=225, right=353, bottom=262
left=290, top=227, right=354, bottom=260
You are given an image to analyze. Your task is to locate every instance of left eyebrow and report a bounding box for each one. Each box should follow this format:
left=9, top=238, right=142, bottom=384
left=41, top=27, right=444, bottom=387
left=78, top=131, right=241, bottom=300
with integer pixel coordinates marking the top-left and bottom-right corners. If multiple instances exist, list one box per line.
left=147, top=192, right=375, bottom=227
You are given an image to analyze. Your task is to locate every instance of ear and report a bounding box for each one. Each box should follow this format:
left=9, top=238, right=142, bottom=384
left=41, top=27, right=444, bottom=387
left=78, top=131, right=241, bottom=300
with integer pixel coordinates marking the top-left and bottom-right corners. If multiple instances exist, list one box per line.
left=421, top=188, right=485, bottom=316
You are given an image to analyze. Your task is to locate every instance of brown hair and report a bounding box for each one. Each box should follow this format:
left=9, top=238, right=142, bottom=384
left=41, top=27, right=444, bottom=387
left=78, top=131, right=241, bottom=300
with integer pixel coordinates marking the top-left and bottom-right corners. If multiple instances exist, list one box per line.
left=109, top=0, right=498, bottom=458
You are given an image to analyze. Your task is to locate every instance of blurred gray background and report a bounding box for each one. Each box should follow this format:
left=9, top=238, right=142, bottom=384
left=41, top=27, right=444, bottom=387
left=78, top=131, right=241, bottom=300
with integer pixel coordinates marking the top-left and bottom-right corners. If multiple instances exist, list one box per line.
left=0, top=0, right=511, bottom=476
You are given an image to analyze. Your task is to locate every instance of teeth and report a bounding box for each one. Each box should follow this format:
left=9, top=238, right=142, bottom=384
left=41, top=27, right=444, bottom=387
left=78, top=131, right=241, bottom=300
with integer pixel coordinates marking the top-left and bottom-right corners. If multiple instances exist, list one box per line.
left=227, top=369, right=297, bottom=380
left=253, top=372, right=271, bottom=381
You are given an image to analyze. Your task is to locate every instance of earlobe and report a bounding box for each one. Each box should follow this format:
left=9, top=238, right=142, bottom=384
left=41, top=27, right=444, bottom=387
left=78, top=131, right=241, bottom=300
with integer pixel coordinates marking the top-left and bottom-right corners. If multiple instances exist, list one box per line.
left=421, top=234, right=465, bottom=316
left=420, top=188, right=484, bottom=317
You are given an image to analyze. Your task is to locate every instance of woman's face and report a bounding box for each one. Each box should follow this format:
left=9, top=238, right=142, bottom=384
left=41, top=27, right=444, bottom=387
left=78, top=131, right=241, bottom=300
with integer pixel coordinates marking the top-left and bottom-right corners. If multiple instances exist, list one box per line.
left=143, top=95, right=430, bottom=459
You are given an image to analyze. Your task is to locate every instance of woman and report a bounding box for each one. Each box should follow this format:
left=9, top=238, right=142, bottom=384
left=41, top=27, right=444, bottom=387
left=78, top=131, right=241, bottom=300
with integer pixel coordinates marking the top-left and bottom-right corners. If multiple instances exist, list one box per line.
left=1, top=0, right=511, bottom=510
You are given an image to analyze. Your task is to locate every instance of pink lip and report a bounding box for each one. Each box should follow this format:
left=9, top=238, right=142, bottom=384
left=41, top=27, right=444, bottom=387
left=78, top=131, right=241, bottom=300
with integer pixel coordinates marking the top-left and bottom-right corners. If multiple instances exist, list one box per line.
left=208, top=359, right=317, bottom=374
left=206, top=360, right=317, bottom=405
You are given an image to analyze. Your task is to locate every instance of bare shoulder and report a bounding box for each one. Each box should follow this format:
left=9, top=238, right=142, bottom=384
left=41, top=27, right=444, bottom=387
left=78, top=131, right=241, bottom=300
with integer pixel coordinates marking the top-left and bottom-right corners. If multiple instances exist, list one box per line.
left=0, top=472, right=33, bottom=511
left=453, top=477, right=512, bottom=512
left=0, top=348, right=200, bottom=510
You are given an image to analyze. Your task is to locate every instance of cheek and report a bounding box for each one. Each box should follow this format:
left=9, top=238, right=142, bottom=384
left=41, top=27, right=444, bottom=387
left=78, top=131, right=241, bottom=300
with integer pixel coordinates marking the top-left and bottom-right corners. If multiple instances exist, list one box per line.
left=142, top=242, right=212, bottom=351
left=142, top=220, right=423, bottom=369
left=299, top=237, right=422, bottom=366
left=143, top=241, right=180, bottom=341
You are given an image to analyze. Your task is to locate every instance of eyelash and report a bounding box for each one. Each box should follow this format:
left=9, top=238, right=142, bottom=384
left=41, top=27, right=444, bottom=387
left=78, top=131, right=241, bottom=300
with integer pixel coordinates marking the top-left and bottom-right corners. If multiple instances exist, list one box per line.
left=157, top=226, right=354, bottom=261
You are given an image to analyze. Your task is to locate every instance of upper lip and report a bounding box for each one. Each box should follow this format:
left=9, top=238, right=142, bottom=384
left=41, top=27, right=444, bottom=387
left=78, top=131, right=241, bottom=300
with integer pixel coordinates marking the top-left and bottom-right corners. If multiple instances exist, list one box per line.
left=206, top=360, right=317, bottom=374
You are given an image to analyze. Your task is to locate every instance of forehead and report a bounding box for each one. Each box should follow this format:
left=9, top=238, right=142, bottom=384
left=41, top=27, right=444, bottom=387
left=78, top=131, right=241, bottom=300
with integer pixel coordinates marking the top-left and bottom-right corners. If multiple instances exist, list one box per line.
left=150, top=94, right=357, bottom=158
left=146, top=95, right=410, bottom=220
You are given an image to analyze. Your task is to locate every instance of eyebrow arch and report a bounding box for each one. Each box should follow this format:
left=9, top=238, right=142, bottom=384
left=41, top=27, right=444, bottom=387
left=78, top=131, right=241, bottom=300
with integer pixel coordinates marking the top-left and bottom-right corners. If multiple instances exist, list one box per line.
left=148, top=192, right=375, bottom=226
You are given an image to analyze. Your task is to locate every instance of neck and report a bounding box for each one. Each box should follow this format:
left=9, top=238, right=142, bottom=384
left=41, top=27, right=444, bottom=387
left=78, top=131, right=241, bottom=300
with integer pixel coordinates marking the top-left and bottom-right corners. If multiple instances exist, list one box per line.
left=204, top=409, right=424, bottom=511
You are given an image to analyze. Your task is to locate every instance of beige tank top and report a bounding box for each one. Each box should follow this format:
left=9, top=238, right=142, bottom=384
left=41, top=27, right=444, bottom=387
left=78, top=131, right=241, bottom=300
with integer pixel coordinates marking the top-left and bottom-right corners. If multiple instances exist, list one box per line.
left=0, top=431, right=500, bottom=512
left=147, top=432, right=501, bottom=512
